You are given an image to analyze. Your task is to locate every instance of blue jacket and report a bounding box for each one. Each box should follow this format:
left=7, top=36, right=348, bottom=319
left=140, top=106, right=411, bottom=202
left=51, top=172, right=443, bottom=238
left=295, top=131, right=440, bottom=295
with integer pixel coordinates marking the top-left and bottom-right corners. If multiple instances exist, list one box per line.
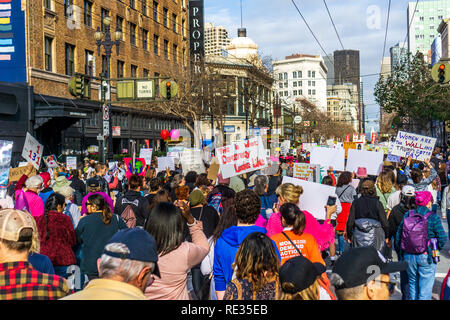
left=213, top=225, right=280, bottom=291
left=28, top=252, right=55, bottom=275
left=404, top=166, right=437, bottom=192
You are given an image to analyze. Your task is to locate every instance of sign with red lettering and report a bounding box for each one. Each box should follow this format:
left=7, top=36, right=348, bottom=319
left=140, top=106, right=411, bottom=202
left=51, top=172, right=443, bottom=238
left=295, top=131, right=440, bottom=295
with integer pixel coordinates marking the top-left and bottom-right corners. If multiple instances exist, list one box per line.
left=22, top=132, right=43, bottom=170
left=216, top=136, right=267, bottom=179
left=391, top=131, right=436, bottom=161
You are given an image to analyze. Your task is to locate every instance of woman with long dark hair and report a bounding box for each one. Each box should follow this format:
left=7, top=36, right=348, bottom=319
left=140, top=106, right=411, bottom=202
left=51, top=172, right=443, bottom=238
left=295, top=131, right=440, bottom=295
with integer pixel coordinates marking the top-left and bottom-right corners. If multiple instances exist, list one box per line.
left=75, top=193, right=127, bottom=281
left=224, top=232, right=280, bottom=300
left=35, top=193, right=76, bottom=279
left=144, top=201, right=209, bottom=300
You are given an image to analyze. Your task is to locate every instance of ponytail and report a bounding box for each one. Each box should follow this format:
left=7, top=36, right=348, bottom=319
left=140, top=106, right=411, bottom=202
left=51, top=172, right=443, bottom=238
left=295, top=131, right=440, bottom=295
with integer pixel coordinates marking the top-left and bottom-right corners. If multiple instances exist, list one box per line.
left=43, top=193, right=66, bottom=240
left=102, top=206, right=113, bottom=225
left=280, top=203, right=305, bottom=235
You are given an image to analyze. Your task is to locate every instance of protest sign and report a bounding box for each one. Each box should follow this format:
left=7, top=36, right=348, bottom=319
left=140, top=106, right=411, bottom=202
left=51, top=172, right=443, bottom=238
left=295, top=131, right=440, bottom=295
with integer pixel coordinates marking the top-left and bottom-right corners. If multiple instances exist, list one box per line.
left=280, top=140, right=291, bottom=156
left=22, top=132, right=43, bottom=170
left=9, top=166, right=37, bottom=182
left=207, top=162, right=220, bottom=182
left=0, top=140, right=13, bottom=199
left=180, top=148, right=205, bottom=173
left=167, top=152, right=180, bottom=159
left=123, top=158, right=147, bottom=179
left=390, top=131, right=436, bottom=161
left=282, top=176, right=336, bottom=220
left=216, top=136, right=267, bottom=179
left=293, top=163, right=320, bottom=182
left=302, top=143, right=317, bottom=153
left=43, top=155, right=58, bottom=168
left=310, top=147, right=345, bottom=171
left=139, top=148, right=153, bottom=164
left=66, top=156, right=77, bottom=170
left=386, top=141, right=401, bottom=163
left=157, top=157, right=175, bottom=172
left=346, top=149, right=384, bottom=176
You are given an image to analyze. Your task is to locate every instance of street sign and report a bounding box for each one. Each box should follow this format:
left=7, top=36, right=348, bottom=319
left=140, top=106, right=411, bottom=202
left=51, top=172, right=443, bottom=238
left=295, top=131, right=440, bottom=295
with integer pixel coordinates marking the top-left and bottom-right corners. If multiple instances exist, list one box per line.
left=294, top=115, right=302, bottom=124
left=136, top=80, right=155, bottom=99
left=103, top=120, right=110, bottom=137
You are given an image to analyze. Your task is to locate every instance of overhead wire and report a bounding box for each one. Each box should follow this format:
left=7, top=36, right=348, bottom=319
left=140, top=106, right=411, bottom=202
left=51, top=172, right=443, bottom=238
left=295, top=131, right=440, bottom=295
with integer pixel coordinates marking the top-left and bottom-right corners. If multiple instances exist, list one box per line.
left=322, top=0, right=345, bottom=51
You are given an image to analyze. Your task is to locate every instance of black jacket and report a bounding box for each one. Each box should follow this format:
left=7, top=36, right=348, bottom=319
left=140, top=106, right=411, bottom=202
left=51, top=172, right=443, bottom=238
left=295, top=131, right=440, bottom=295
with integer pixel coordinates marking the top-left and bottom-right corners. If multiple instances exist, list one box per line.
left=70, top=177, right=87, bottom=197
left=346, top=195, right=389, bottom=240
left=114, top=190, right=150, bottom=227
left=388, top=203, right=409, bottom=239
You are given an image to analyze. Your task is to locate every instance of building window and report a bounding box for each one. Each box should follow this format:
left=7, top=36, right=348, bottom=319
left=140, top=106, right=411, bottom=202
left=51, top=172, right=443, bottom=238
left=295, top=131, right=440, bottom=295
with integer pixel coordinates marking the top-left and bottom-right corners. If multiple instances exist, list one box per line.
left=130, top=0, right=135, bottom=9
left=182, top=19, right=186, bottom=37
left=142, top=29, right=148, bottom=50
left=312, top=71, right=315, bottom=78
left=308, top=81, right=311, bottom=86
left=173, top=44, right=177, bottom=62
left=85, top=50, right=94, bottom=77
left=130, top=23, right=137, bottom=46
left=153, top=1, right=158, bottom=22
left=116, top=16, right=124, bottom=41
left=293, top=90, right=297, bottom=96
left=64, top=0, right=73, bottom=17
left=117, top=60, right=124, bottom=78
left=172, top=14, right=177, bottom=33
left=164, top=39, right=169, bottom=59
left=131, top=64, right=137, bottom=78
left=163, top=7, right=168, bottom=27
left=83, top=0, right=92, bottom=27
left=143, top=68, right=149, bottom=78
left=154, top=34, right=159, bottom=55
left=293, top=71, right=297, bottom=78
left=65, top=43, right=75, bottom=76
left=101, top=8, right=109, bottom=32
left=298, top=81, right=302, bottom=86
left=312, top=89, right=316, bottom=95
left=278, top=74, right=283, bottom=80
left=142, top=0, right=147, bottom=15
left=293, top=81, right=297, bottom=87
left=44, top=0, right=52, bottom=10
left=312, top=81, right=315, bottom=86
left=299, top=89, right=302, bottom=95
left=283, top=72, right=287, bottom=80
left=44, top=36, right=53, bottom=72
left=279, top=83, right=283, bottom=89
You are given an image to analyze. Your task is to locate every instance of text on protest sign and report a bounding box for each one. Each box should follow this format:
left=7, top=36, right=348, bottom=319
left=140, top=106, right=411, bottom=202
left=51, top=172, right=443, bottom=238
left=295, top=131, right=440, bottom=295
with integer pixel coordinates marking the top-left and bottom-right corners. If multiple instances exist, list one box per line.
left=180, top=148, right=205, bottom=173
left=216, top=136, right=267, bottom=179
left=293, top=163, right=320, bottom=182
left=157, top=157, right=175, bottom=172
left=22, top=132, right=43, bottom=170
left=66, top=157, right=77, bottom=170
left=391, top=131, right=436, bottom=161
left=139, top=148, right=153, bottom=164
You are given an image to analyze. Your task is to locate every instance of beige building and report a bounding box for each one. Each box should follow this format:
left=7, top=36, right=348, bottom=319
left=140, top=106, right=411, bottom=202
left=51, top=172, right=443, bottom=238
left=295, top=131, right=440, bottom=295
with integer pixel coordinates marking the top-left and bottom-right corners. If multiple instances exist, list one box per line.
left=204, top=22, right=231, bottom=56
left=326, top=84, right=359, bottom=132
left=438, top=18, right=450, bottom=58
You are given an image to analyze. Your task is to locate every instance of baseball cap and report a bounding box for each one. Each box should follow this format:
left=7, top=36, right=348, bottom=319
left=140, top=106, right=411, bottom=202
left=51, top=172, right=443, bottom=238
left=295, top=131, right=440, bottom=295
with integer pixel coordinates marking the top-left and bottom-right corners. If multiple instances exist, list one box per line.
left=280, top=255, right=326, bottom=293
left=401, top=185, right=415, bottom=197
left=331, top=247, right=407, bottom=289
left=86, top=178, right=100, bottom=189
left=103, top=228, right=160, bottom=277
left=0, top=209, right=35, bottom=242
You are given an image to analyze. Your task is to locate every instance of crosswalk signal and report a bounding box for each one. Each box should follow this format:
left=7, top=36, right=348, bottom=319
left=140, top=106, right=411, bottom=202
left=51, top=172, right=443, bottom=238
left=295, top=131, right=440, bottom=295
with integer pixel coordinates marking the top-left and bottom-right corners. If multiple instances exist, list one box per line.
left=431, top=62, right=450, bottom=84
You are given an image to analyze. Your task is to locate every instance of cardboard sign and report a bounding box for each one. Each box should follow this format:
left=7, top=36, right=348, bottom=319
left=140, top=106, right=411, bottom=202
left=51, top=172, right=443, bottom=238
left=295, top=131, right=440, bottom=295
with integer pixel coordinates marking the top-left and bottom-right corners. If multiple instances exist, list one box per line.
left=139, top=148, right=153, bottom=164
left=22, top=132, right=43, bottom=170
left=180, top=148, right=205, bottom=173
left=343, top=142, right=357, bottom=159
left=123, top=158, right=147, bottom=179
left=157, top=157, right=175, bottom=172
left=207, top=162, right=220, bottom=181
left=8, top=166, right=37, bottom=182
left=390, top=131, right=437, bottom=161
left=346, top=149, right=384, bottom=176
left=66, top=156, right=77, bottom=170
left=282, top=176, right=336, bottom=220
left=309, top=147, right=345, bottom=171
left=216, top=136, right=267, bottom=179
left=293, top=163, right=320, bottom=182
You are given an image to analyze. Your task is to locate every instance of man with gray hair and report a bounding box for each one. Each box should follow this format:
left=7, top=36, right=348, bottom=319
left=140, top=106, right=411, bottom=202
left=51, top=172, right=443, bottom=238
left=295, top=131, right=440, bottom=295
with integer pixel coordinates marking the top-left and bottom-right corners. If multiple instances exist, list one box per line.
left=61, top=228, right=160, bottom=300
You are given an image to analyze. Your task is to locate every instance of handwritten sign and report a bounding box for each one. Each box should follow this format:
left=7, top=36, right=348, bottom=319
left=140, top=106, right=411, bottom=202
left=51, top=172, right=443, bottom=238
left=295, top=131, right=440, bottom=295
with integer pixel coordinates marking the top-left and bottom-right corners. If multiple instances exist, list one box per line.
left=293, top=163, right=320, bottom=182
left=180, top=148, right=205, bottom=173
left=216, top=136, right=267, bottom=179
left=391, top=131, right=436, bottom=161
left=9, top=166, right=37, bottom=182
left=157, top=157, right=175, bottom=172
left=386, top=141, right=401, bottom=163
left=139, top=148, right=153, bottom=164
left=22, top=132, right=43, bottom=170
left=66, top=157, right=77, bottom=170
left=302, top=143, right=317, bottom=153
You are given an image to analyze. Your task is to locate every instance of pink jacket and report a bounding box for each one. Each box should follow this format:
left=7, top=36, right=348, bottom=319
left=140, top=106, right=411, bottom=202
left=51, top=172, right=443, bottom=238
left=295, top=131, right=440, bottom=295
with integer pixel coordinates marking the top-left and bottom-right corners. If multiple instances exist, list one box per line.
left=265, top=210, right=334, bottom=252
left=144, top=221, right=209, bottom=300
left=15, top=190, right=44, bottom=218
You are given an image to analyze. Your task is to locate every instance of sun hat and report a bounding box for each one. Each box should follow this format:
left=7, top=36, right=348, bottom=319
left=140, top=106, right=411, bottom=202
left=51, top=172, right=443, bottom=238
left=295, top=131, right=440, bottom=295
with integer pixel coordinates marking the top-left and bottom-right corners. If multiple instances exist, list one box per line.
left=52, top=176, right=70, bottom=193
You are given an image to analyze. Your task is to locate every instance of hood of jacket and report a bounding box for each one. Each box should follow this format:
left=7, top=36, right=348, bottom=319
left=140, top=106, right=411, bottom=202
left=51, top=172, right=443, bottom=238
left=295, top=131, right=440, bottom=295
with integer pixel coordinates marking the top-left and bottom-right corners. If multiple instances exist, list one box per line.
left=219, top=225, right=266, bottom=248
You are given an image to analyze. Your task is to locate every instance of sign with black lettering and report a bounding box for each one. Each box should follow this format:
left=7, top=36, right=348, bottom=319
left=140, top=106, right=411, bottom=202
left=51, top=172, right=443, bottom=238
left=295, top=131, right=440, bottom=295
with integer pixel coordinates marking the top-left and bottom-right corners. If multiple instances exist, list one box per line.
left=189, top=0, right=204, bottom=74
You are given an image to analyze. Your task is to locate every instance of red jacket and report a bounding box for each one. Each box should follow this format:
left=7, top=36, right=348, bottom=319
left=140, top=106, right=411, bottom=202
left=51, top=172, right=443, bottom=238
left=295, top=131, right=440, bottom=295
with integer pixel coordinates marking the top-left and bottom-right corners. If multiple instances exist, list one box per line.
left=35, top=211, right=77, bottom=266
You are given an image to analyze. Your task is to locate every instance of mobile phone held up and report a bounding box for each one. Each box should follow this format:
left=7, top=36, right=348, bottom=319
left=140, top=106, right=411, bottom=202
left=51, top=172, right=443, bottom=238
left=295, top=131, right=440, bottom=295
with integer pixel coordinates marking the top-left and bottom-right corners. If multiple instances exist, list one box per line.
left=327, top=196, right=337, bottom=206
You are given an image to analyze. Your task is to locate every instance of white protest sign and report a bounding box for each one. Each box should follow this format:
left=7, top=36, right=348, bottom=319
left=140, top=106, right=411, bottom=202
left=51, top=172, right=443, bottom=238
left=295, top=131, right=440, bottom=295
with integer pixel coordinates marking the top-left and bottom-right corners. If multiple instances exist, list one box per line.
left=167, top=152, right=180, bottom=159
left=66, top=156, right=77, bottom=170
left=282, top=176, right=336, bottom=220
left=310, top=147, right=345, bottom=171
left=293, top=163, right=320, bottom=182
left=302, top=143, right=317, bottom=153
left=390, top=131, right=437, bottom=161
left=157, top=157, right=175, bottom=172
left=386, top=141, right=401, bottom=163
left=346, top=149, right=384, bottom=176
left=139, top=148, right=153, bottom=164
left=22, top=132, right=44, bottom=170
left=280, top=140, right=291, bottom=156
left=216, top=136, right=267, bottom=179
left=180, top=148, right=205, bottom=173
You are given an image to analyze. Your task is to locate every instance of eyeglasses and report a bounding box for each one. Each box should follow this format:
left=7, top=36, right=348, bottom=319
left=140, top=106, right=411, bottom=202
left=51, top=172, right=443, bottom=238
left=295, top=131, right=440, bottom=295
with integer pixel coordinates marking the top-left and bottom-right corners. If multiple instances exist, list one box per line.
left=374, top=280, right=396, bottom=295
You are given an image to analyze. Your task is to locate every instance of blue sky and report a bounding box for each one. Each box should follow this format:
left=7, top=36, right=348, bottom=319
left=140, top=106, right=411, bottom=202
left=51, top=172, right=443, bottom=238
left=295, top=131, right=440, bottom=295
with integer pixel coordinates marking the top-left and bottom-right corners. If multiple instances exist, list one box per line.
left=205, top=0, right=419, bottom=133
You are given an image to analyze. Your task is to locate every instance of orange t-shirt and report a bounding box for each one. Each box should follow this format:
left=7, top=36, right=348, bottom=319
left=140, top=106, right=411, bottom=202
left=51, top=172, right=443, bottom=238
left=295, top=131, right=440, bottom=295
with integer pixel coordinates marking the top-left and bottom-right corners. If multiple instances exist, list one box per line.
left=270, top=230, right=325, bottom=266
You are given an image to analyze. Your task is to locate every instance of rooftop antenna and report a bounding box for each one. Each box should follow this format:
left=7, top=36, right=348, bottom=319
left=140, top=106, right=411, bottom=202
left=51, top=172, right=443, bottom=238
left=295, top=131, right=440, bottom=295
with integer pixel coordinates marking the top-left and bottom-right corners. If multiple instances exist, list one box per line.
left=238, top=0, right=246, bottom=37
left=240, top=0, right=243, bottom=28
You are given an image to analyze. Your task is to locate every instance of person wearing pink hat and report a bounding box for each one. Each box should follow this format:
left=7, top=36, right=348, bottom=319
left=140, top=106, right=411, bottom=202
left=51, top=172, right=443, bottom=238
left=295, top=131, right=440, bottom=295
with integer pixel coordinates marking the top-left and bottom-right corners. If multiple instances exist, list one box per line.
left=350, top=167, right=368, bottom=190
left=39, top=172, right=54, bottom=205
left=395, top=190, right=447, bottom=300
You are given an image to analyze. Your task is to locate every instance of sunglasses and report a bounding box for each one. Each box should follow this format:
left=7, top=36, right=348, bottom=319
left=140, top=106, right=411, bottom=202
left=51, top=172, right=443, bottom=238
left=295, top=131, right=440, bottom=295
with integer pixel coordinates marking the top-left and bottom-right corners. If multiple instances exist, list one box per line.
left=374, top=280, right=396, bottom=295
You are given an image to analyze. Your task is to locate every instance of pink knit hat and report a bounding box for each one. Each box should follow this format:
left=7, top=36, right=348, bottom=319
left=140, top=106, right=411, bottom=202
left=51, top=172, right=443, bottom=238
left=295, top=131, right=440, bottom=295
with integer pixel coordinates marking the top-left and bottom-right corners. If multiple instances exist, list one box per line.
left=415, top=191, right=433, bottom=207
left=356, top=167, right=368, bottom=178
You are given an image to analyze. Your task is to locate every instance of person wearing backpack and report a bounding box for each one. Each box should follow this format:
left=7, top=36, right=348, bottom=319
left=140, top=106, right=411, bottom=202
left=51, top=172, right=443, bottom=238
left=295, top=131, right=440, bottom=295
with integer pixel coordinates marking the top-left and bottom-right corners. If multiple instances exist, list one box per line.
left=114, top=174, right=150, bottom=228
left=395, top=191, right=447, bottom=300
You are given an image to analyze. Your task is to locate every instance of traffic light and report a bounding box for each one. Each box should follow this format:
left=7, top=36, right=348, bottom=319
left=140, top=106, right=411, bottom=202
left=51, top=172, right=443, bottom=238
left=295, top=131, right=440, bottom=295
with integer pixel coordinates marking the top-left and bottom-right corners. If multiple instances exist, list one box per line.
left=68, top=75, right=90, bottom=98
left=431, top=62, right=450, bottom=84
left=75, top=77, right=83, bottom=96
left=166, top=81, right=172, bottom=100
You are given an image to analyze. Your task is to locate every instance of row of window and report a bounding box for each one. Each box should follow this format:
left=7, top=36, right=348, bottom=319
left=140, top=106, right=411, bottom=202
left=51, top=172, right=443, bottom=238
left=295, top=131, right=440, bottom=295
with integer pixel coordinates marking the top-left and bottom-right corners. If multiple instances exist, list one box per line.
left=279, top=80, right=316, bottom=89
left=44, top=37, right=183, bottom=76
left=55, top=1, right=186, bottom=37
left=278, top=70, right=316, bottom=80
left=418, top=15, right=444, bottom=21
left=278, top=89, right=316, bottom=97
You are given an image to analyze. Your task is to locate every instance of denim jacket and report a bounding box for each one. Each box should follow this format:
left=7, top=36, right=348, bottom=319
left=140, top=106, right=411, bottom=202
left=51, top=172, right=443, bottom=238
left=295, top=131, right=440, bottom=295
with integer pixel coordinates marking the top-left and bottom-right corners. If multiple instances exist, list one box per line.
left=404, top=166, right=437, bottom=191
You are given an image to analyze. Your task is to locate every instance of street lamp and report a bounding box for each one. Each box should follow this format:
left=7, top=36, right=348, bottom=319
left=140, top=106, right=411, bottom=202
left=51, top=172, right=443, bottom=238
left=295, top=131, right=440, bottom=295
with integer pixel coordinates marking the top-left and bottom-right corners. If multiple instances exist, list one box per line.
left=95, top=14, right=122, bottom=163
